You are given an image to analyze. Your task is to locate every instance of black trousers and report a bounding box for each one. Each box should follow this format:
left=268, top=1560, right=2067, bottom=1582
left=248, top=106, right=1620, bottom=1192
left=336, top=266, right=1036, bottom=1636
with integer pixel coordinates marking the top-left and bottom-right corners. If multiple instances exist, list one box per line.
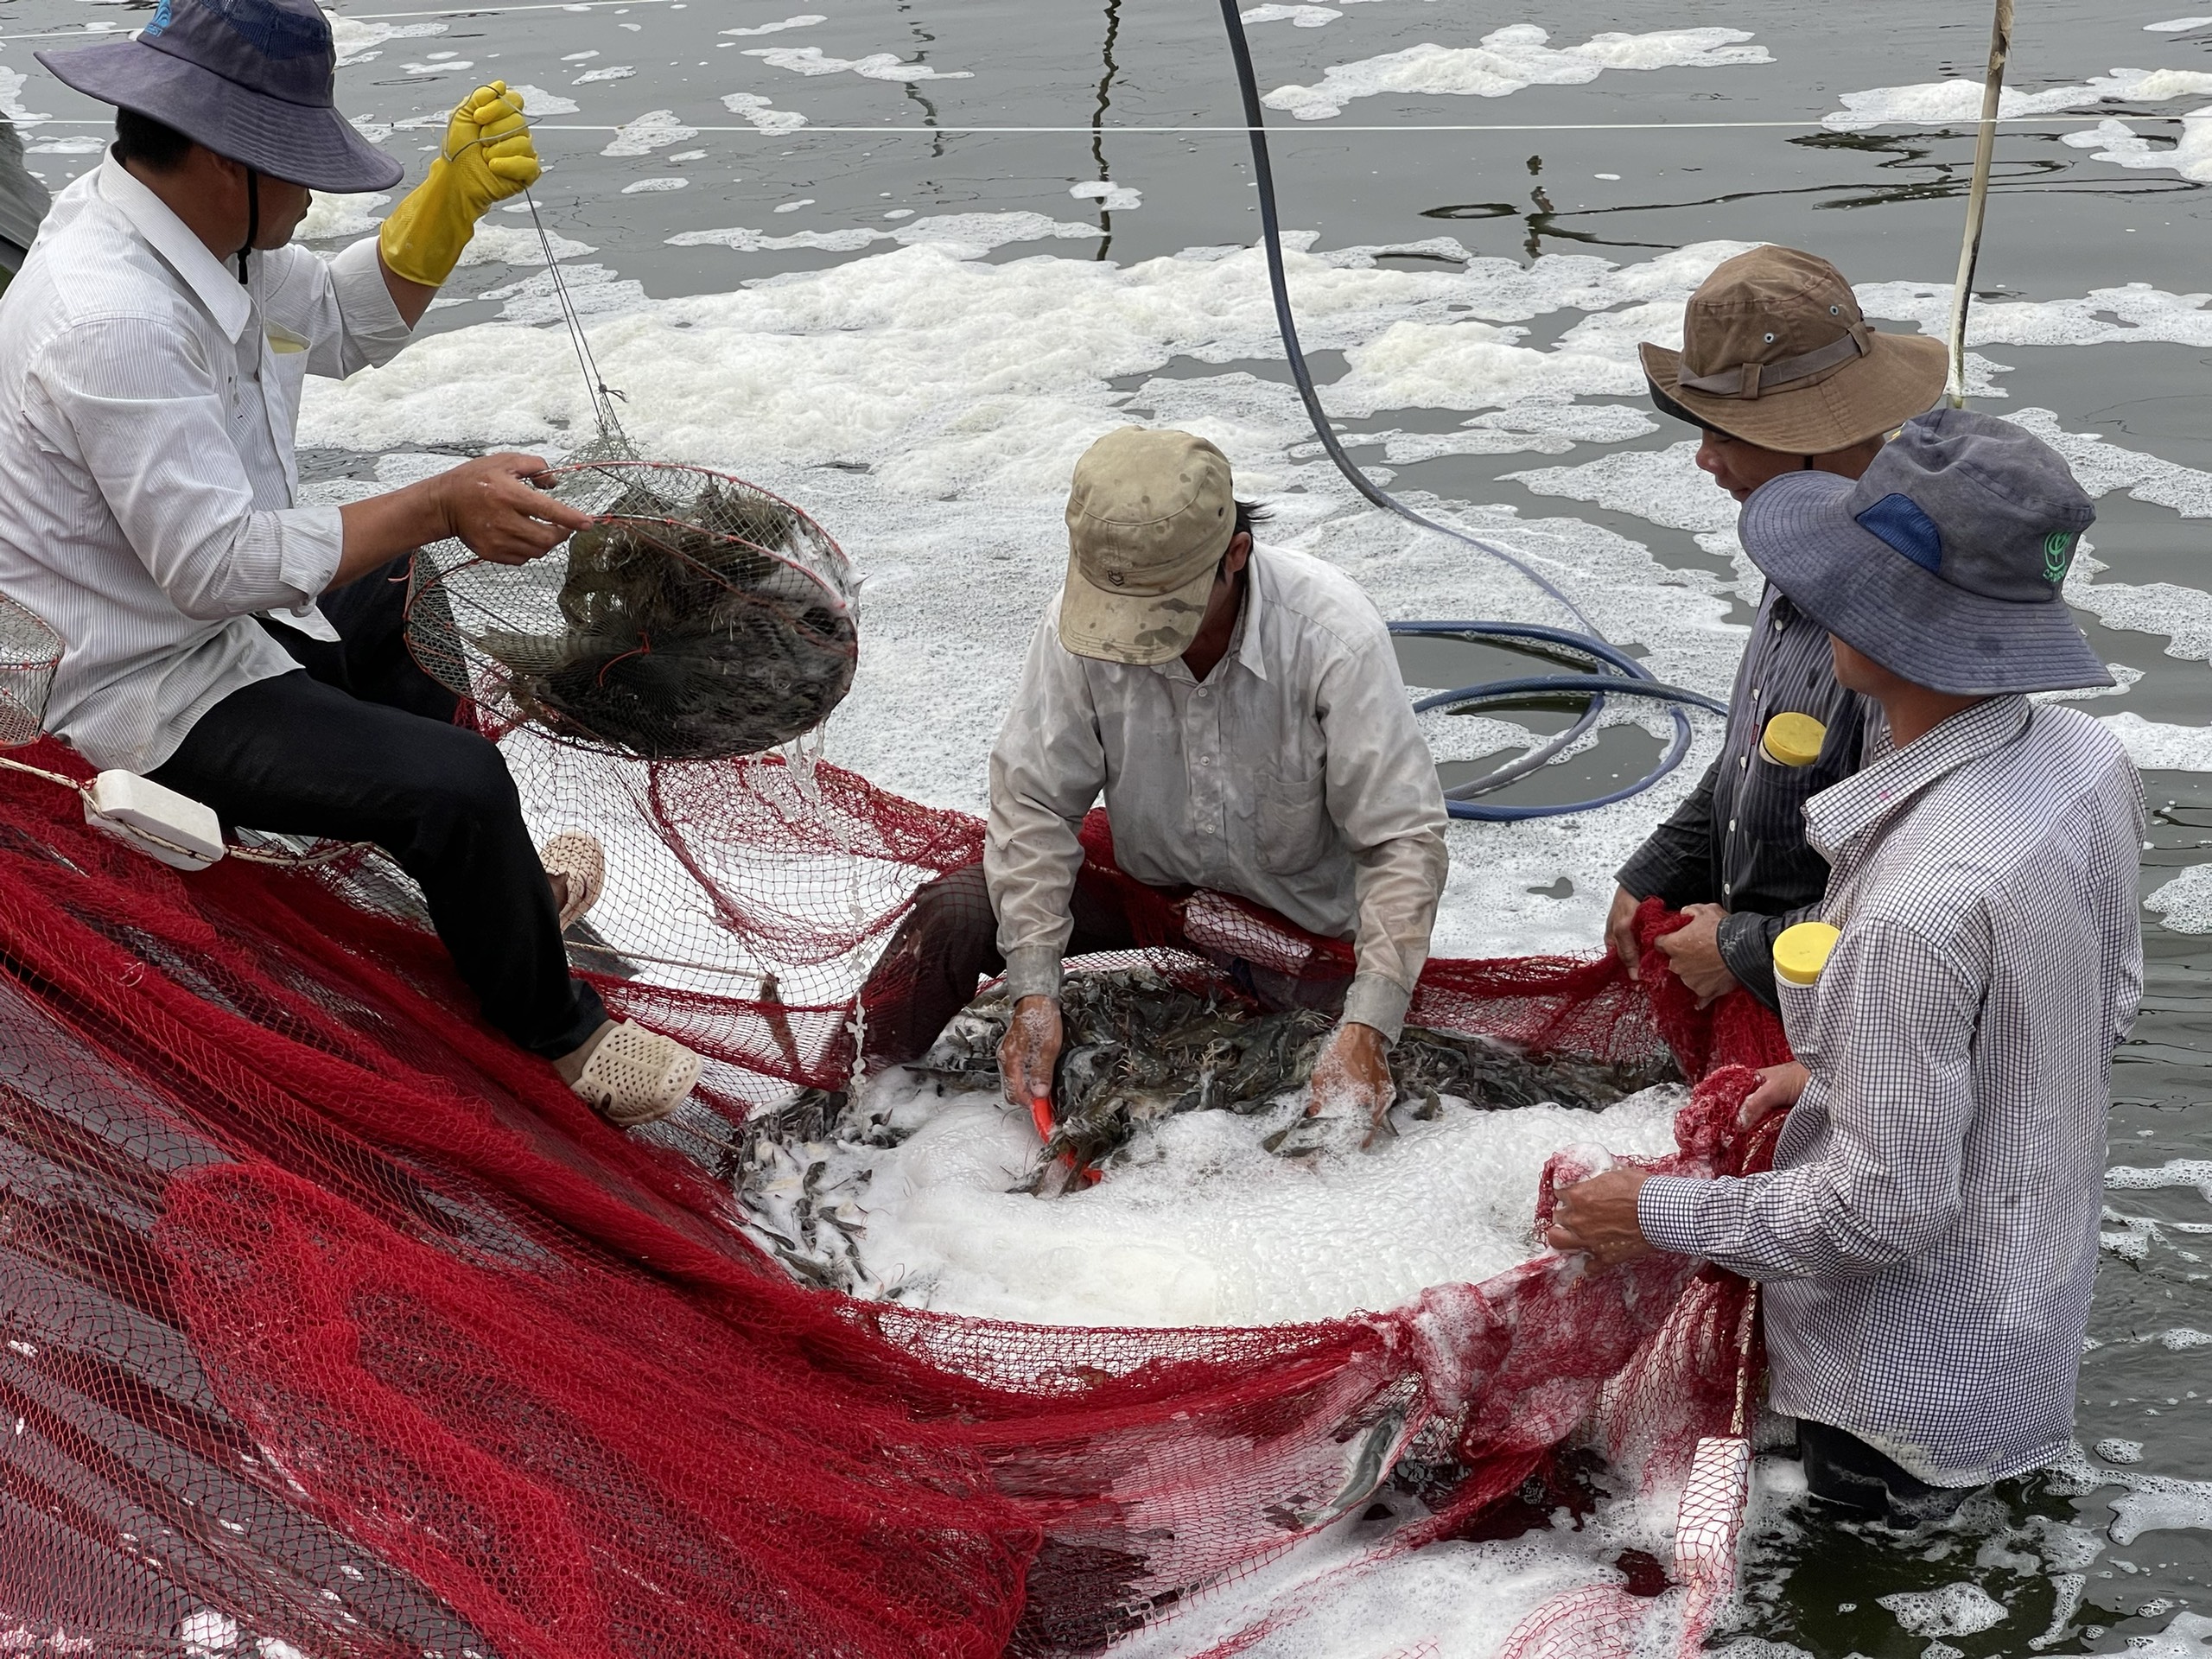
left=859, top=861, right=1352, bottom=1067
left=1797, top=1420, right=1976, bottom=1523
left=149, top=557, right=607, bottom=1059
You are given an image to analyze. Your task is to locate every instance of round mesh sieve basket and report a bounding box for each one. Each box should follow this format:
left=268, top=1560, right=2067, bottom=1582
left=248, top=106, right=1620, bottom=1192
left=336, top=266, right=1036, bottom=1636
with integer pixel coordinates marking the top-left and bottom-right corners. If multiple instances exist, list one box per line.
left=406, top=461, right=858, bottom=762
left=0, top=592, right=62, bottom=748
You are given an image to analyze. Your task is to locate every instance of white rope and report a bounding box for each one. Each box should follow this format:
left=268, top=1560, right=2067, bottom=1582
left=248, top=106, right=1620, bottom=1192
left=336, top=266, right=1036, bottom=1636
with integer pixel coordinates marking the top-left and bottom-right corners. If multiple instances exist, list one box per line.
left=0, top=754, right=370, bottom=869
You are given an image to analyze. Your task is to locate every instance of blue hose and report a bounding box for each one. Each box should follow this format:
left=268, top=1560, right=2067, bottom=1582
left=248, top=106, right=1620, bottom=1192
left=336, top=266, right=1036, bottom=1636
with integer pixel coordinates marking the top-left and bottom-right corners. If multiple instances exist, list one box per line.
left=1215, top=1, right=1728, bottom=821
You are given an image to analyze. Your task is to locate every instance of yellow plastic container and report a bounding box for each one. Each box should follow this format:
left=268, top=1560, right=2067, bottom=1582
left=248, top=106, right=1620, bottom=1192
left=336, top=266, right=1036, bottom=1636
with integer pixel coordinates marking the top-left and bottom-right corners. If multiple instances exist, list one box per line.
left=1773, top=921, right=1840, bottom=987
left=1761, top=711, right=1827, bottom=768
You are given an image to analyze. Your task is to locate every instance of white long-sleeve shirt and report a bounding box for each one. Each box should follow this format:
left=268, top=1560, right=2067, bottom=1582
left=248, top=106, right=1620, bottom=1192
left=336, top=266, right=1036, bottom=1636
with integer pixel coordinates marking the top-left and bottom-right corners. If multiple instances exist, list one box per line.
left=0, top=156, right=414, bottom=773
left=985, top=543, right=1449, bottom=1040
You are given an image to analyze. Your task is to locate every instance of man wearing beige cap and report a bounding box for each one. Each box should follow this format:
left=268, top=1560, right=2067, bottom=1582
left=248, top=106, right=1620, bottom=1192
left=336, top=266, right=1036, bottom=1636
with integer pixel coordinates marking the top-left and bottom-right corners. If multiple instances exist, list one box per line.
left=1604, top=246, right=1947, bottom=1011
left=861, top=426, right=1447, bottom=1133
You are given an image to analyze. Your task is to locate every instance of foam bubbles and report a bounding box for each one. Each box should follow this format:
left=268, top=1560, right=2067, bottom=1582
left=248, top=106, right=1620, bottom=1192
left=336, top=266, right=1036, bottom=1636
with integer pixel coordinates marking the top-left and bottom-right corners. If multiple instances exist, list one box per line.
left=827, top=1067, right=1682, bottom=1325
left=1262, top=25, right=1771, bottom=120
left=721, top=92, right=809, bottom=133
left=721, top=15, right=827, bottom=36
left=1070, top=179, right=1142, bottom=211
left=2062, top=112, right=2212, bottom=181
left=1241, top=3, right=1343, bottom=25
left=1825, top=67, right=2212, bottom=131
left=327, top=15, right=446, bottom=68
left=743, top=46, right=974, bottom=82
left=1876, top=1582, right=2008, bottom=1638
left=602, top=110, right=700, bottom=157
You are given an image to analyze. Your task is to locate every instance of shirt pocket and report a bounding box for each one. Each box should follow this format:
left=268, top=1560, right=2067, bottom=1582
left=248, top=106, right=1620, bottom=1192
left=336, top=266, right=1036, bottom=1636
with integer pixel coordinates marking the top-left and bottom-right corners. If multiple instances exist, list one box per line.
left=1776, top=972, right=1822, bottom=1066
left=1255, top=766, right=1335, bottom=875
left=1739, top=715, right=1847, bottom=842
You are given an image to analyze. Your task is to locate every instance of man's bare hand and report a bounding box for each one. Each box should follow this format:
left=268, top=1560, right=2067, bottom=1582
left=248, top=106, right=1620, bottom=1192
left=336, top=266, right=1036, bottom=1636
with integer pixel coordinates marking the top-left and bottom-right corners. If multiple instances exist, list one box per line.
left=1656, top=902, right=1741, bottom=1007
left=1741, top=1060, right=1808, bottom=1128
left=1000, top=995, right=1064, bottom=1112
left=436, top=453, right=595, bottom=565
left=1605, top=886, right=1643, bottom=981
left=1545, top=1167, right=1654, bottom=1269
left=1308, top=1021, right=1394, bottom=1145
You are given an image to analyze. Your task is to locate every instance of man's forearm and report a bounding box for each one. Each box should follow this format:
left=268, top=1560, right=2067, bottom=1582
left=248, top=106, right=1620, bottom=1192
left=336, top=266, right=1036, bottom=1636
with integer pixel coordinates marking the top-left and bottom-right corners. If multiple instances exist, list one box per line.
left=334, top=478, right=448, bottom=588
left=379, top=247, right=438, bottom=329
left=1345, top=827, right=1446, bottom=1041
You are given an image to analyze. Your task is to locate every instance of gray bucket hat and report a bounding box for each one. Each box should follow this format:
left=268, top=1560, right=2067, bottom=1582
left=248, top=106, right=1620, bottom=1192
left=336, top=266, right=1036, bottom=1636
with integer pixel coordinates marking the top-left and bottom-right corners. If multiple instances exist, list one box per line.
left=37, top=0, right=403, bottom=194
left=1738, top=408, right=2110, bottom=696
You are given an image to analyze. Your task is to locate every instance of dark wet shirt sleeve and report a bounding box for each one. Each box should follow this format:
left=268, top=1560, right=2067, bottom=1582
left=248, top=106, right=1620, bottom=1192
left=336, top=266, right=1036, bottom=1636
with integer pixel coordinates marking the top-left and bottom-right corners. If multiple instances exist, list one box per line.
left=1617, top=758, right=1720, bottom=906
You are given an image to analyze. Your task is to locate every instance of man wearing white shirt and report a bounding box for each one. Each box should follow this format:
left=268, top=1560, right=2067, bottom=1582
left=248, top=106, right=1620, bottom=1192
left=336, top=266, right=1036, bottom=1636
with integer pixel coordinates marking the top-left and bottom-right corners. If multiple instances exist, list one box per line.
left=862, top=427, right=1448, bottom=1133
left=3, top=0, right=700, bottom=1125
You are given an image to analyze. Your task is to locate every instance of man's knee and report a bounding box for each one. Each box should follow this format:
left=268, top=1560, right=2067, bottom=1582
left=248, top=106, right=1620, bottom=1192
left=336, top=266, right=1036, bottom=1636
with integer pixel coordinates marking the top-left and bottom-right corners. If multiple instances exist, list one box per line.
left=907, top=863, right=998, bottom=956
left=416, top=724, right=523, bottom=823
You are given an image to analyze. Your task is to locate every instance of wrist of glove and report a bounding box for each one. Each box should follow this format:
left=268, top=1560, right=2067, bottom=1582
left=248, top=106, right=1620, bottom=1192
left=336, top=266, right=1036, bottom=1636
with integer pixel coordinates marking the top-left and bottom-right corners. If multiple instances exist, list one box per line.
left=378, top=80, right=543, bottom=289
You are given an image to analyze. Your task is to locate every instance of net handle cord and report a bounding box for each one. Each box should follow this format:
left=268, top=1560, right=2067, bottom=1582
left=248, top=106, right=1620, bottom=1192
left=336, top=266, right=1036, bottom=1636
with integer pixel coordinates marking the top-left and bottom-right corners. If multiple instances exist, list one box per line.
left=0, top=753, right=365, bottom=868
left=1730, top=1280, right=1760, bottom=1439
left=1215, top=0, right=1728, bottom=823
left=1944, top=0, right=2015, bottom=408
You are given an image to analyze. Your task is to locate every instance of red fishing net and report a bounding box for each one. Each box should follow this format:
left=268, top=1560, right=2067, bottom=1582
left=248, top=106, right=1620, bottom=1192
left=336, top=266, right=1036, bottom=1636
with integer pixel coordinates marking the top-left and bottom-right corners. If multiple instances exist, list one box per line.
left=0, top=732, right=1787, bottom=1659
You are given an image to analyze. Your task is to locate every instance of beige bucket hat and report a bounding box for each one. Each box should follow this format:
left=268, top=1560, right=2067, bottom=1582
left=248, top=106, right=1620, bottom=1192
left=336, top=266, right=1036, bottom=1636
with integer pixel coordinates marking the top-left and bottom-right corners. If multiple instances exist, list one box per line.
left=1640, top=246, right=1947, bottom=454
left=1058, top=427, right=1236, bottom=666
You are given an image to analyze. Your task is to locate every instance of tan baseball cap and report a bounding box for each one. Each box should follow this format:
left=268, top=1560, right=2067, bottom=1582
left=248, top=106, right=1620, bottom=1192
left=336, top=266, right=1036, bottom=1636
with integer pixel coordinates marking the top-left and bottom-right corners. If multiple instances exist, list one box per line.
left=1058, top=427, right=1236, bottom=666
left=1640, top=246, right=1947, bottom=454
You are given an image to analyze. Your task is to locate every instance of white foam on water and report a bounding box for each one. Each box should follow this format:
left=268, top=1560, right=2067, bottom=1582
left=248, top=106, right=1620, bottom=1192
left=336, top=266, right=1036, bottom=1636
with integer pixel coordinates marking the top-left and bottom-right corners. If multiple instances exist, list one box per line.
left=671, top=210, right=1103, bottom=257
left=1855, top=279, right=2212, bottom=349
left=2099, top=1438, right=2148, bottom=1464
left=742, top=45, right=974, bottom=82
left=1071, top=180, right=1143, bottom=211
left=721, top=15, right=826, bottom=37
left=622, top=177, right=690, bottom=193
left=2146, top=863, right=2212, bottom=933
left=327, top=14, right=446, bottom=68
left=602, top=110, right=700, bottom=156
left=838, top=1068, right=1681, bottom=1325
left=298, top=192, right=390, bottom=242
left=1262, top=25, right=1771, bottom=120
left=573, top=65, right=636, bottom=84
left=2096, top=713, right=2212, bottom=772
left=504, top=85, right=580, bottom=117
left=0, top=65, right=49, bottom=127
left=2060, top=111, right=2212, bottom=181
left=721, top=92, right=809, bottom=133
left=1106, top=1487, right=1681, bottom=1658
left=1241, top=3, right=1344, bottom=27
left=1878, top=1582, right=2009, bottom=1639
left=1824, top=67, right=2212, bottom=130
left=2107, top=1158, right=2212, bottom=1199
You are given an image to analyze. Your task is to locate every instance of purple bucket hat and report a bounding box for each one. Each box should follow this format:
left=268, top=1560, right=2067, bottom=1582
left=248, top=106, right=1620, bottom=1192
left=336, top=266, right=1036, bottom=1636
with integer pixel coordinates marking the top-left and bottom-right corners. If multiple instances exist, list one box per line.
left=37, top=0, right=403, bottom=194
left=1739, top=408, right=2110, bottom=696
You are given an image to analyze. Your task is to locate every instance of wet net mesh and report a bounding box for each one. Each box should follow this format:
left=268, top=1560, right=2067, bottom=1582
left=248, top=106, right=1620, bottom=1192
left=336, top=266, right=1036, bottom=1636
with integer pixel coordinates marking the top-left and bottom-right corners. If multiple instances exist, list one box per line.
left=407, top=460, right=858, bottom=763
left=0, top=715, right=1788, bottom=1658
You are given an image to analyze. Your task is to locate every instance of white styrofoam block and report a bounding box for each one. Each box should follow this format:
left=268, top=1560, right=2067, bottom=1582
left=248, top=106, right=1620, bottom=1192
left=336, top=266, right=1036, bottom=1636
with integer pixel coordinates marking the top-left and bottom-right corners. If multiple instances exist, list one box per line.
left=83, top=771, right=225, bottom=871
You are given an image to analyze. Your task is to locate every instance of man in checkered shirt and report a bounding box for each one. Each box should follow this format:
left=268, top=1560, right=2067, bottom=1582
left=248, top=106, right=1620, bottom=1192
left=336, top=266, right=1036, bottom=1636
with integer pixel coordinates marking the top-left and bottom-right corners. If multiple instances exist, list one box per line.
left=1550, top=409, right=2144, bottom=1521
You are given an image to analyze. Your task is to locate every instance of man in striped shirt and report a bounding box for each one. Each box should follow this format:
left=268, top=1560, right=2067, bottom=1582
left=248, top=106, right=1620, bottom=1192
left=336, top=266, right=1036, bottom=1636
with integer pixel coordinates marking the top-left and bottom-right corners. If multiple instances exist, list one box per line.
left=1551, top=410, right=2143, bottom=1519
left=1605, top=247, right=1947, bottom=1011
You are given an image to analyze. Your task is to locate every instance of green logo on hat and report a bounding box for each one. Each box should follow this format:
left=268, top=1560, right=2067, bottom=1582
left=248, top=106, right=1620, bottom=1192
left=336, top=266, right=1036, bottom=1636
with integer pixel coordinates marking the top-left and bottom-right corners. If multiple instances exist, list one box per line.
left=2044, top=531, right=2076, bottom=585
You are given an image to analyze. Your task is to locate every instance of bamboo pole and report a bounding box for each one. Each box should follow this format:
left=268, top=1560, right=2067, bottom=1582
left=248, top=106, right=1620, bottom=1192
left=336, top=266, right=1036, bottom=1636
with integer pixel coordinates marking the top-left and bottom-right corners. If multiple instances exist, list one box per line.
left=1945, top=0, right=2018, bottom=408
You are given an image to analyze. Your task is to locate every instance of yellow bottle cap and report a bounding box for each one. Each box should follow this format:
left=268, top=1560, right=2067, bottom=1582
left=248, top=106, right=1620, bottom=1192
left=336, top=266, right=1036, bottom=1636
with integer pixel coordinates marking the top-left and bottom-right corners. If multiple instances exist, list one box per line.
left=1761, top=712, right=1827, bottom=768
left=1773, top=922, right=1840, bottom=987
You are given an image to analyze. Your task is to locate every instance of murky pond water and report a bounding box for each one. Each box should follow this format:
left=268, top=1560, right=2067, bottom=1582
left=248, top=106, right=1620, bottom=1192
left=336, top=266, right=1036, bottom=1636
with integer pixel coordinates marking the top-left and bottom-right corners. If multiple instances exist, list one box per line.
left=5, top=0, right=2212, bottom=1649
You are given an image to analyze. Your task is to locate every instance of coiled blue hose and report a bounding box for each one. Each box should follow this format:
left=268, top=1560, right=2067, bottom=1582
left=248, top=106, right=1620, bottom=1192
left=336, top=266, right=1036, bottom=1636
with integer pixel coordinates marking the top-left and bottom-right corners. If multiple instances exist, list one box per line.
left=1214, top=0, right=1730, bottom=821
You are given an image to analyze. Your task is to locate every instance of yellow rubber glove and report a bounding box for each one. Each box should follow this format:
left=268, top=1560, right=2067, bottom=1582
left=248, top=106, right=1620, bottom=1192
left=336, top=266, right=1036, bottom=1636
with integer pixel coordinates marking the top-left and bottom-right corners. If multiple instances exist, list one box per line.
left=378, top=81, right=541, bottom=289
